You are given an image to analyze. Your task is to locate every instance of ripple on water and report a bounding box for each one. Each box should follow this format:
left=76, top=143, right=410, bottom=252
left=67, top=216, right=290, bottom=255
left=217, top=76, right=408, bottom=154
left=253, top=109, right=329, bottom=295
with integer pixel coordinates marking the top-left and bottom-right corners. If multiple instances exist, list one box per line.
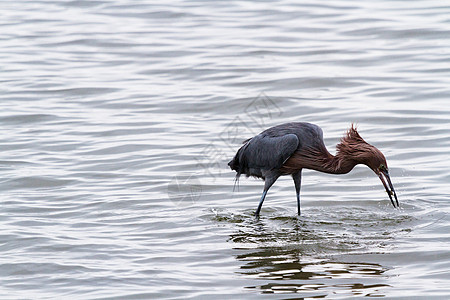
left=205, top=203, right=421, bottom=297
left=1, top=0, right=450, bottom=298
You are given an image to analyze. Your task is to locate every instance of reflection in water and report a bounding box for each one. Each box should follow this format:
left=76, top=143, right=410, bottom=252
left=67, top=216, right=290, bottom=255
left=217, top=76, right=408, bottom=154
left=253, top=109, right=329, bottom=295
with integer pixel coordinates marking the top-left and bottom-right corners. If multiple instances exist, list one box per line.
left=221, top=211, right=409, bottom=297
left=237, top=247, right=389, bottom=296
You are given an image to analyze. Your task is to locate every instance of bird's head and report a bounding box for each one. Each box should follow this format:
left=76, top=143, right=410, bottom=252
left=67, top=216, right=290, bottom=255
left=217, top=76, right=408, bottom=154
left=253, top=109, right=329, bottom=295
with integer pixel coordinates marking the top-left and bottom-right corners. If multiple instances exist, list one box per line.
left=338, top=125, right=399, bottom=208
left=364, top=146, right=387, bottom=175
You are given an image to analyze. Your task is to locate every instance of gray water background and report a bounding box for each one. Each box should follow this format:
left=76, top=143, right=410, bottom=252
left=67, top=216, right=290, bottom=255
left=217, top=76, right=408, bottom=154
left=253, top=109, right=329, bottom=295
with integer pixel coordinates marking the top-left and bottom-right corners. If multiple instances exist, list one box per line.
left=1, top=0, right=449, bottom=299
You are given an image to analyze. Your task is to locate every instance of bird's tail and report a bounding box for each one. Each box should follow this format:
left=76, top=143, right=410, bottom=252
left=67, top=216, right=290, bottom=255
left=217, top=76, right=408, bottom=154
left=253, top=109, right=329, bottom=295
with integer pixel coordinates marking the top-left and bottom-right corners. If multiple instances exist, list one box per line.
left=229, top=138, right=253, bottom=191
left=228, top=154, right=243, bottom=192
left=232, top=174, right=240, bottom=192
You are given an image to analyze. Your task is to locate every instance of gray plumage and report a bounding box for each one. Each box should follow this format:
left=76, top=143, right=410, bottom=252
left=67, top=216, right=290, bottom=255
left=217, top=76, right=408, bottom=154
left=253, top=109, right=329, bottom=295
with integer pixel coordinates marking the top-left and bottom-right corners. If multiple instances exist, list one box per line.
left=228, top=122, right=324, bottom=179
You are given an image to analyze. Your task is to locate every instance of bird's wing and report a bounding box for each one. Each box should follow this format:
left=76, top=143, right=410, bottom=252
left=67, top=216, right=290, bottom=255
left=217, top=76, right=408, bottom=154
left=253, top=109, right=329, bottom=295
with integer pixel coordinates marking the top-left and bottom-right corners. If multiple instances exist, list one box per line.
left=241, top=133, right=299, bottom=170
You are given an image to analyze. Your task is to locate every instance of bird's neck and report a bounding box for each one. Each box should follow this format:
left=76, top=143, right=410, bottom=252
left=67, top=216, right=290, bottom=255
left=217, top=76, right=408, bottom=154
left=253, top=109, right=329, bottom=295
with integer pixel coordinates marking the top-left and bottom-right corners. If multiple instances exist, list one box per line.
left=316, top=131, right=377, bottom=174
left=282, top=145, right=359, bottom=175
left=321, top=152, right=358, bottom=174
left=301, top=147, right=358, bottom=174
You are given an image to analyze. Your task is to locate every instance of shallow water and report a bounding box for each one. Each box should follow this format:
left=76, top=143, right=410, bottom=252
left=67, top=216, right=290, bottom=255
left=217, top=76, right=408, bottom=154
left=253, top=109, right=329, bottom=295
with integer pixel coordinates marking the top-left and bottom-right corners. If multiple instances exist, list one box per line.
left=1, top=0, right=450, bottom=299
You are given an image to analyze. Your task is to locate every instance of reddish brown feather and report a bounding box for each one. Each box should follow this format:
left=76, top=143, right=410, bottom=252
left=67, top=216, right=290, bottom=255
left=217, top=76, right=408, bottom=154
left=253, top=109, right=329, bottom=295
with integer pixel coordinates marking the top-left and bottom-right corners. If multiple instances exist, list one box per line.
left=280, top=124, right=386, bottom=175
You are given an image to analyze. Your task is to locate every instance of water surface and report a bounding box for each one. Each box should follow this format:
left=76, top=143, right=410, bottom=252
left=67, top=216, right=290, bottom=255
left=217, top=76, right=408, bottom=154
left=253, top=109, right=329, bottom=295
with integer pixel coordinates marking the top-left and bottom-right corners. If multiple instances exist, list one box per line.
left=1, top=0, right=450, bottom=298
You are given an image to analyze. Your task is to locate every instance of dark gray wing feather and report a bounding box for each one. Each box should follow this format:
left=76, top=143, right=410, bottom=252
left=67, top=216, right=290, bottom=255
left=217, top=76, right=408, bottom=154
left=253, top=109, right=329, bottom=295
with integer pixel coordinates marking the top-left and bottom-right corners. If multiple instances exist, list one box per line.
left=240, top=133, right=299, bottom=171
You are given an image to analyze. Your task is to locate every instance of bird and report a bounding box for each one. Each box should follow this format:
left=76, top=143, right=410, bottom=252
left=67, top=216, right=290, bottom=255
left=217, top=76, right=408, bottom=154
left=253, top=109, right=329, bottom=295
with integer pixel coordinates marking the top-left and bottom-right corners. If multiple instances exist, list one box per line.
left=228, top=122, right=399, bottom=216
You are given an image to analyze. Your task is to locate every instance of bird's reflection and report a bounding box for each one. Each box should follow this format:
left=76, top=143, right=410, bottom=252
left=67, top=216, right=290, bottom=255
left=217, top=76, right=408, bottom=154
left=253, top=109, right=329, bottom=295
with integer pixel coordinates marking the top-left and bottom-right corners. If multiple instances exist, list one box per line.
left=228, top=214, right=392, bottom=297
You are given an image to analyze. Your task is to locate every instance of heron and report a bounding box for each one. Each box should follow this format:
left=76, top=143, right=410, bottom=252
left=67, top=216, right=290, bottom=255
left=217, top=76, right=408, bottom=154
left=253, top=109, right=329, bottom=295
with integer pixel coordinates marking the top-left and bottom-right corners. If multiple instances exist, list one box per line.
left=228, top=122, right=399, bottom=216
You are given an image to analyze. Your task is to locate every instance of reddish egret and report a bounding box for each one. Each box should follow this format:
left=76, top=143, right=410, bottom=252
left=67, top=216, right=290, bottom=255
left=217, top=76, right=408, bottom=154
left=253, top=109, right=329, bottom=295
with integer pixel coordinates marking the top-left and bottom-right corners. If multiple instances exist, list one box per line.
left=228, top=122, right=398, bottom=216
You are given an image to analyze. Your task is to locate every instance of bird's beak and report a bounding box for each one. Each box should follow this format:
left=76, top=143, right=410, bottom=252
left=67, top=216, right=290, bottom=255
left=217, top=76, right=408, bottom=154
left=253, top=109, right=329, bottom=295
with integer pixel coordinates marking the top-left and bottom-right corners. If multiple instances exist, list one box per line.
left=378, top=170, right=399, bottom=208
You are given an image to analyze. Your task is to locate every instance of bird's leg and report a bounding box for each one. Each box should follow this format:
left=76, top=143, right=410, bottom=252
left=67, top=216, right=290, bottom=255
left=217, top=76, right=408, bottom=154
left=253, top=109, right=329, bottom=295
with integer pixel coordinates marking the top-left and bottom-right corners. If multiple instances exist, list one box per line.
left=292, top=170, right=302, bottom=216
left=255, top=174, right=279, bottom=217
left=255, top=191, right=267, bottom=217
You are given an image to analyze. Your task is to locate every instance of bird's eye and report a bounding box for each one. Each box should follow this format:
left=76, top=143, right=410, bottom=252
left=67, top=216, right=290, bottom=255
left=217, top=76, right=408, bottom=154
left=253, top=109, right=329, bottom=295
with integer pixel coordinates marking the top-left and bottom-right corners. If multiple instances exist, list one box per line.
left=379, top=164, right=386, bottom=171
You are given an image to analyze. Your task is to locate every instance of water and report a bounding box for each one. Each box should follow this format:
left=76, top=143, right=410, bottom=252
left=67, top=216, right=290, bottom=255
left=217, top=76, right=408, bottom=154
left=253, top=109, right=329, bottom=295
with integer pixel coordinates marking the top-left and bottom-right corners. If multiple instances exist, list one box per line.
left=1, top=0, right=449, bottom=298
